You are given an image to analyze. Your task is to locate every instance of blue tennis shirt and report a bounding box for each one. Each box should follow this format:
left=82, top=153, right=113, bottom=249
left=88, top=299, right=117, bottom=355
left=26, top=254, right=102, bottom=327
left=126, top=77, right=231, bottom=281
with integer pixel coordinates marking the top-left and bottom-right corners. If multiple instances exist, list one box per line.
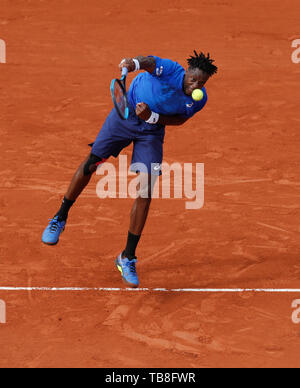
left=128, top=56, right=207, bottom=118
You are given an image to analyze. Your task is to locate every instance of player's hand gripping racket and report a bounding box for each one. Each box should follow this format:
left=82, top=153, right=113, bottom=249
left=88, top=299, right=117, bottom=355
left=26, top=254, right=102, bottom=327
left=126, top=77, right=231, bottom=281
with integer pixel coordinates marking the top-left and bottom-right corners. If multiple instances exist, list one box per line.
left=110, top=67, right=129, bottom=120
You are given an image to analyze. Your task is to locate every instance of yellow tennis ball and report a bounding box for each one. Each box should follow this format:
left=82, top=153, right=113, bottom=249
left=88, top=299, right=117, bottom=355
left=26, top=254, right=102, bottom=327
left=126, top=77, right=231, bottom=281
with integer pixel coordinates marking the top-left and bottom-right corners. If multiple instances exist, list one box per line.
left=192, top=89, right=204, bottom=101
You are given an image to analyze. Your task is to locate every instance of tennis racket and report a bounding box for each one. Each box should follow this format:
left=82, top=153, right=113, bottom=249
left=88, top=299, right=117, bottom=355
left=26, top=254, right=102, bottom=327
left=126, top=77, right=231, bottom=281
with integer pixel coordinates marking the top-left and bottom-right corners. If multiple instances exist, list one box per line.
left=110, top=67, right=129, bottom=120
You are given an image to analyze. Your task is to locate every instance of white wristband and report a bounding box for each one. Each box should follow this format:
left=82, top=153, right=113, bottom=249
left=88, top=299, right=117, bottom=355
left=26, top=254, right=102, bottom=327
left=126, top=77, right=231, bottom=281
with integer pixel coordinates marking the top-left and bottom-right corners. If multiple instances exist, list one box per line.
left=146, top=111, right=160, bottom=124
left=133, top=58, right=140, bottom=72
left=120, top=58, right=140, bottom=72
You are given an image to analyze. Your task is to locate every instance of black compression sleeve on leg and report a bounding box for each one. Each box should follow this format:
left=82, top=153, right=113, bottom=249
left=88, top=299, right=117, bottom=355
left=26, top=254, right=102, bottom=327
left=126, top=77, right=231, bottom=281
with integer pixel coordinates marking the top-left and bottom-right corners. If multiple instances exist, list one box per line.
left=55, top=197, right=75, bottom=221
left=83, top=153, right=104, bottom=176
left=123, top=232, right=141, bottom=260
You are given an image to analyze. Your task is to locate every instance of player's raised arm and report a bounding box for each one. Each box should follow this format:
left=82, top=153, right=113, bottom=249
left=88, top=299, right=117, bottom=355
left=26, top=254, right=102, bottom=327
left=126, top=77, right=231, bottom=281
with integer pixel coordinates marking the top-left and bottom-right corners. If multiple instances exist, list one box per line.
left=119, top=56, right=156, bottom=74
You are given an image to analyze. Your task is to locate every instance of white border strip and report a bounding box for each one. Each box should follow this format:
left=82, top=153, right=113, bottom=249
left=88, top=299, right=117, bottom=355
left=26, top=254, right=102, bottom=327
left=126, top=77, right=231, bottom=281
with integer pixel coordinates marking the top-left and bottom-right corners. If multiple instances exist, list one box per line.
left=0, top=287, right=300, bottom=293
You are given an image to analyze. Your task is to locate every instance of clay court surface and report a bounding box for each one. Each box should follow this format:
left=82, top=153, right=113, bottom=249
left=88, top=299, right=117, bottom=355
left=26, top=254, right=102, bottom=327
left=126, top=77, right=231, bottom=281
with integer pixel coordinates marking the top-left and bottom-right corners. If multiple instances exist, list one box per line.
left=0, top=0, right=300, bottom=368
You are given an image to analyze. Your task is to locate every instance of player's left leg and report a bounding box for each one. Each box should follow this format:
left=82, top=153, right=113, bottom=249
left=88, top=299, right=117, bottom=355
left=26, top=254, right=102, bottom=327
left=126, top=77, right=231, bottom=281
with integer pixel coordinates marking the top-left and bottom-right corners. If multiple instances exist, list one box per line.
left=115, top=128, right=164, bottom=288
left=115, top=173, right=157, bottom=288
left=42, top=107, right=133, bottom=246
left=125, top=172, right=156, bottom=252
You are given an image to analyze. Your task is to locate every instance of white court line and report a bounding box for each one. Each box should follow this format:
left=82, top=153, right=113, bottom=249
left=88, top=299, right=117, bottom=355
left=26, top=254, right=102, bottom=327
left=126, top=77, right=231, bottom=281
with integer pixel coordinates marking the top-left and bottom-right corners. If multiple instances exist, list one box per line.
left=0, top=287, right=300, bottom=293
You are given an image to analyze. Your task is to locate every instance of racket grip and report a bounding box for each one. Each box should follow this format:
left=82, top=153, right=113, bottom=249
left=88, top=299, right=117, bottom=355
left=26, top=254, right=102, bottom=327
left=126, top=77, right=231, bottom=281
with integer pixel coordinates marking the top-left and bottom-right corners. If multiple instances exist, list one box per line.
left=121, top=67, right=129, bottom=77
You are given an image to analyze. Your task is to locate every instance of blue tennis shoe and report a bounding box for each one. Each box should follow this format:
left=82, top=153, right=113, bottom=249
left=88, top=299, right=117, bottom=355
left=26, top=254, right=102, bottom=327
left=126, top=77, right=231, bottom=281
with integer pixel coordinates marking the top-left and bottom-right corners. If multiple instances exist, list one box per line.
left=42, top=216, right=66, bottom=246
left=115, top=253, right=139, bottom=288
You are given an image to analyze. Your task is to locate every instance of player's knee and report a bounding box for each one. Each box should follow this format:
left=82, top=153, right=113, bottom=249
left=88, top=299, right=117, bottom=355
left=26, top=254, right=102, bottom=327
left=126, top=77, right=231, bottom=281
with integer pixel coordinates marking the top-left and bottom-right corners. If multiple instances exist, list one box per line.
left=83, top=153, right=106, bottom=176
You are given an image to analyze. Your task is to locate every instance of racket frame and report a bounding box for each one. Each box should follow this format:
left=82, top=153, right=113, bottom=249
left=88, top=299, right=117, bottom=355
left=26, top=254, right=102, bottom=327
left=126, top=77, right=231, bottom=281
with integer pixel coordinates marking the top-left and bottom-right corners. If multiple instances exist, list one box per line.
left=110, top=67, right=130, bottom=120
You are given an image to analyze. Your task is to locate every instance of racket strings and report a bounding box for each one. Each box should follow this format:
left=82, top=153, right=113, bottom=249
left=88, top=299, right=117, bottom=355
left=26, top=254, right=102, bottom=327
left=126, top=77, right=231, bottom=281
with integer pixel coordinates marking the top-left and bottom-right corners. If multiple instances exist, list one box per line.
left=111, top=77, right=129, bottom=120
left=114, top=82, right=126, bottom=116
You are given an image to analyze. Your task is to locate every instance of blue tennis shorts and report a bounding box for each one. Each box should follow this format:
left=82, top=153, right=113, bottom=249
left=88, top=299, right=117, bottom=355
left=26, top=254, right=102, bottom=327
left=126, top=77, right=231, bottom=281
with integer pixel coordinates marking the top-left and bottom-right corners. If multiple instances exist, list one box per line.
left=91, top=105, right=165, bottom=176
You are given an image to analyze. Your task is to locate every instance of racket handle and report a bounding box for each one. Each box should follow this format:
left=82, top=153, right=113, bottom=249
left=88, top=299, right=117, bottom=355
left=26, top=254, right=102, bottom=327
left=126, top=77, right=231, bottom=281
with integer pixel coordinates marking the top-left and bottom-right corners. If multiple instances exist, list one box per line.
left=121, top=67, right=129, bottom=77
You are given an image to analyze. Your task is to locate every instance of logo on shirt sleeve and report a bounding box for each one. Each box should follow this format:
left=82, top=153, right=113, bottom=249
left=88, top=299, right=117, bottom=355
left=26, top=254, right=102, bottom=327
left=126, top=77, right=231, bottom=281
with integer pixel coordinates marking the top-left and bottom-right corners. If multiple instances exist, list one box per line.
left=156, top=66, right=163, bottom=76
left=186, top=102, right=194, bottom=108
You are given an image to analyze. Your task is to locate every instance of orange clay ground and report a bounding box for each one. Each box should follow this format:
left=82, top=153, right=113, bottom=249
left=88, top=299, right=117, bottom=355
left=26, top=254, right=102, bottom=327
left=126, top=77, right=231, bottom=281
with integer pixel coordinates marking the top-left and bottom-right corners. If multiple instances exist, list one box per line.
left=0, top=0, right=300, bottom=368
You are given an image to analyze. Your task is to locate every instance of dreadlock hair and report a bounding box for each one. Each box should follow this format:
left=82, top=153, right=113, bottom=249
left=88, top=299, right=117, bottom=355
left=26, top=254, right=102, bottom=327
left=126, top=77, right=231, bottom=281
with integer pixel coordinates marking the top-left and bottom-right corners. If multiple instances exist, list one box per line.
left=187, top=51, right=218, bottom=77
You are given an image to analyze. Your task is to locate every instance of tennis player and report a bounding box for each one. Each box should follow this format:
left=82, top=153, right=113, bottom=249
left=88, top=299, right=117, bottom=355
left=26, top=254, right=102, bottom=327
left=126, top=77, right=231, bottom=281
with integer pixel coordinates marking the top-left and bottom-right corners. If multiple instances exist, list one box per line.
left=42, top=51, right=218, bottom=288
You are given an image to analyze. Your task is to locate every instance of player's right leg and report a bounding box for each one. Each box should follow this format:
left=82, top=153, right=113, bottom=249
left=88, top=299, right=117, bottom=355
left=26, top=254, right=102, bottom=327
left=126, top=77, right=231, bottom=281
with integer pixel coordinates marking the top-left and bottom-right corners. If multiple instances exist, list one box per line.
left=42, top=107, right=134, bottom=246
left=42, top=153, right=105, bottom=245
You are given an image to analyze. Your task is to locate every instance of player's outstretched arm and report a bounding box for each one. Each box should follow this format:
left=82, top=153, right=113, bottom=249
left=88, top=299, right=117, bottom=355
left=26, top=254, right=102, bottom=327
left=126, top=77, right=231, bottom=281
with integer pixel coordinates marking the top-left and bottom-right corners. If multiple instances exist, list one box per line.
left=157, top=114, right=189, bottom=126
left=119, top=56, right=156, bottom=74
left=136, top=102, right=189, bottom=126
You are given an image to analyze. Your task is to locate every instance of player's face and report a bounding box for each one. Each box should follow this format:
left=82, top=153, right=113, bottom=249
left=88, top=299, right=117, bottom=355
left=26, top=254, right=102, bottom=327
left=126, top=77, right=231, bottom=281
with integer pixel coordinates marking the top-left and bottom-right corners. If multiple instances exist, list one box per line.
left=183, top=68, right=210, bottom=96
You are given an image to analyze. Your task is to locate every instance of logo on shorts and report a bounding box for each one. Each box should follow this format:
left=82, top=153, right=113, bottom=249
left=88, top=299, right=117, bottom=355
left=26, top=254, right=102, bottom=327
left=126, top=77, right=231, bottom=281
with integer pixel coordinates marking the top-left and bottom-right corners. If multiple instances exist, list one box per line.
left=186, top=103, right=194, bottom=108
left=153, top=164, right=161, bottom=171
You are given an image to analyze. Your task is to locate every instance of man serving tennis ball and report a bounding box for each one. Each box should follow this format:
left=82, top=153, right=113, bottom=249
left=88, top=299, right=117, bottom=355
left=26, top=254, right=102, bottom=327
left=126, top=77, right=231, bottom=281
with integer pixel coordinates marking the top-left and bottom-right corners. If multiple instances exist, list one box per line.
left=42, top=51, right=218, bottom=288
